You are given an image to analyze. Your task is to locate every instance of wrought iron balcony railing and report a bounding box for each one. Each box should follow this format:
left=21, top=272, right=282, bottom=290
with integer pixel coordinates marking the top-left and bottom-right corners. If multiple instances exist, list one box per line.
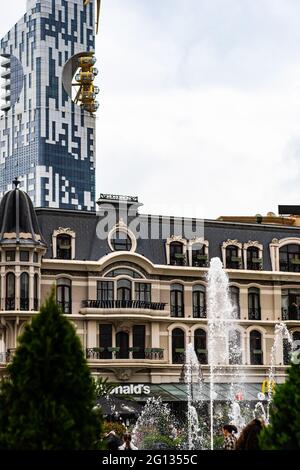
left=86, top=347, right=164, bottom=360
left=282, top=307, right=300, bottom=321
left=248, top=307, right=261, bottom=320
left=193, top=306, right=207, bottom=318
left=5, top=298, right=15, bottom=310
left=171, top=305, right=184, bottom=317
left=57, top=301, right=72, bottom=314
left=82, top=299, right=167, bottom=310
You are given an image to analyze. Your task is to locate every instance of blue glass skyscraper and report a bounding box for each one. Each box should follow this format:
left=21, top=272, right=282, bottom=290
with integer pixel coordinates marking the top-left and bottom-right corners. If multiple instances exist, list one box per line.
left=0, top=0, right=96, bottom=210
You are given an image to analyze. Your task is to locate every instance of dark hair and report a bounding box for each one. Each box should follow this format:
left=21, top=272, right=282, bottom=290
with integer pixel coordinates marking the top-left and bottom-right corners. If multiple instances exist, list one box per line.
left=223, top=424, right=238, bottom=434
left=236, top=419, right=263, bottom=450
left=123, top=433, right=132, bottom=449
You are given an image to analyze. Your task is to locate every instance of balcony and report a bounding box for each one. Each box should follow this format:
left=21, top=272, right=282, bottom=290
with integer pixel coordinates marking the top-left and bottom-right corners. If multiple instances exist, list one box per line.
left=247, top=258, right=263, bottom=270
left=57, top=301, right=72, bottom=314
left=170, top=253, right=187, bottom=266
left=282, top=307, right=300, bottom=321
left=81, top=299, right=167, bottom=311
left=86, top=347, right=164, bottom=360
left=248, top=307, right=261, bottom=320
left=5, top=298, right=15, bottom=310
left=171, top=305, right=184, bottom=318
left=193, top=306, right=206, bottom=318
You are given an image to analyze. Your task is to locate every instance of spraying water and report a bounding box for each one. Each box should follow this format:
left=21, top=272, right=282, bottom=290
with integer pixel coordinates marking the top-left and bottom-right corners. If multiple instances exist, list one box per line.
left=184, top=343, right=204, bottom=449
left=266, top=322, right=293, bottom=423
left=207, top=257, right=243, bottom=449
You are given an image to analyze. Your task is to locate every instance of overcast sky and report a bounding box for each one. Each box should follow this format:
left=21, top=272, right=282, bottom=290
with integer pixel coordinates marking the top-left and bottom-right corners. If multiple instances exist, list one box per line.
left=2, top=1, right=300, bottom=218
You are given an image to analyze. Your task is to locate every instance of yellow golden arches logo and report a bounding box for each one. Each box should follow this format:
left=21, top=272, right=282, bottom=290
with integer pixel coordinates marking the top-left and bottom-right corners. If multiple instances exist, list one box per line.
left=261, top=379, right=276, bottom=394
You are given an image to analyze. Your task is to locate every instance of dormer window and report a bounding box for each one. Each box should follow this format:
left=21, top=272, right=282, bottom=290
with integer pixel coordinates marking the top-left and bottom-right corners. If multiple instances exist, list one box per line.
left=222, top=240, right=242, bottom=269
left=57, top=234, right=72, bottom=260
left=52, top=228, right=76, bottom=260
left=111, top=231, right=132, bottom=251
left=108, top=221, right=137, bottom=253
left=170, top=242, right=185, bottom=266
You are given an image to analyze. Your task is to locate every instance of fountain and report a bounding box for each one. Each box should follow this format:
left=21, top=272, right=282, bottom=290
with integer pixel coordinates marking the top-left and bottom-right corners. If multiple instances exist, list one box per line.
left=131, top=397, right=179, bottom=450
left=184, top=343, right=205, bottom=449
left=266, top=322, right=293, bottom=423
left=130, top=258, right=295, bottom=450
left=206, top=257, right=243, bottom=449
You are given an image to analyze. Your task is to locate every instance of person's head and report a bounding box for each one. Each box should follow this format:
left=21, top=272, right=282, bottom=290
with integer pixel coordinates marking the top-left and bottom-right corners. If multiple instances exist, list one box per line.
left=222, top=424, right=238, bottom=437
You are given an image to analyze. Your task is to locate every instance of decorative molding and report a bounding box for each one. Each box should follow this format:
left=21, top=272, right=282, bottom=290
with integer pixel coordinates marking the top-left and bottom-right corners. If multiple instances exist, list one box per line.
left=222, top=239, right=243, bottom=249
left=113, top=368, right=133, bottom=381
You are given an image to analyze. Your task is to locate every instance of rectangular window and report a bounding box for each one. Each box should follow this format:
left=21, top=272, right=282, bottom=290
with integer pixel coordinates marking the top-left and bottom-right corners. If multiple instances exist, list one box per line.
left=99, top=324, right=112, bottom=359
left=33, top=252, right=38, bottom=263
left=132, top=325, right=145, bottom=359
left=6, top=251, right=15, bottom=262
left=20, top=251, right=30, bottom=262
left=135, top=283, right=151, bottom=303
left=97, top=281, right=114, bottom=302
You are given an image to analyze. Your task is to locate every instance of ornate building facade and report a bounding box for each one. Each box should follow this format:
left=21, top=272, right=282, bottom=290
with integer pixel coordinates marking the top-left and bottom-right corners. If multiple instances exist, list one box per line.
left=1, top=186, right=300, bottom=404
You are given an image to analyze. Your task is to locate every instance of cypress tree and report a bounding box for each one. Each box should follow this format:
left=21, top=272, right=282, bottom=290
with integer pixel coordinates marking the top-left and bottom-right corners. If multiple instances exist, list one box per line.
left=0, top=290, right=102, bottom=449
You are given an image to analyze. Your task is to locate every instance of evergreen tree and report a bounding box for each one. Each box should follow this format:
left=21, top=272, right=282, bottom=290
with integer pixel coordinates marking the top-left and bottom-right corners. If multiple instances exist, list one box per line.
left=260, top=357, right=300, bottom=449
left=0, top=290, right=102, bottom=450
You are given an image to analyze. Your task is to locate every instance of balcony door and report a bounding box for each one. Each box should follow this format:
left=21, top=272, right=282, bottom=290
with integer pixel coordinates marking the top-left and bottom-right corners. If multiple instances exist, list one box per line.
left=117, top=279, right=132, bottom=306
left=116, top=331, right=129, bottom=359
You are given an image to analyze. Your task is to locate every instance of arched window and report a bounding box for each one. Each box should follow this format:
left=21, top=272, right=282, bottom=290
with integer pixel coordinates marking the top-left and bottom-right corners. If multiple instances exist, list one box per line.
left=6, top=273, right=15, bottom=310
left=117, top=279, right=132, bottom=304
left=248, top=287, right=261, bottom=320
left=194, top=329, right=207, bottom=364
left=116, top=331, right=129, bottom=359
left=34, top=274, right=39, bottom=311
left=111, top=230, right=132, bottom=251
left=226, top=245, right=241, bottom=269
left=229, top=286, right=240, bottom=319
left=57, top=234, right=72, bottom=260
left=279, top=244, right=300, bottom=272
left=247, top=247, right=261, bottom=270
left=193, top=285, right=206, bottom=318
left=172, top=328, right=185, bottom=364
left=250, top=330, right=263, bottom=365
left=192, top=244, right=207, bottom=267
left=170, top=242, right=185, bottom=266
left=283, top=331, right=300, bottom=365
left=229, top=329, right=242, bottom=365
left=57, top=278, right=72, bottom=314
left=170, top=284, right=184, bottom=317
left=20, top=272, right=29, bottom=311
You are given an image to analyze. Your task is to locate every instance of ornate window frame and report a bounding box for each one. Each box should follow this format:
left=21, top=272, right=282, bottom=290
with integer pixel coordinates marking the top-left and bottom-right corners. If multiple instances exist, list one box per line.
left=270, top=237, right=300, bottom=271
left=188, top=237, right=209, bottom=266
left=108, top=220, right=137, bottom=253
left=52, top=227, right=76, bottom=260
left=166, top=236, right=187, bottom=265
left=243, top=241, right=263, bottom=270
left=222, top=239, right=243, bottom=269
